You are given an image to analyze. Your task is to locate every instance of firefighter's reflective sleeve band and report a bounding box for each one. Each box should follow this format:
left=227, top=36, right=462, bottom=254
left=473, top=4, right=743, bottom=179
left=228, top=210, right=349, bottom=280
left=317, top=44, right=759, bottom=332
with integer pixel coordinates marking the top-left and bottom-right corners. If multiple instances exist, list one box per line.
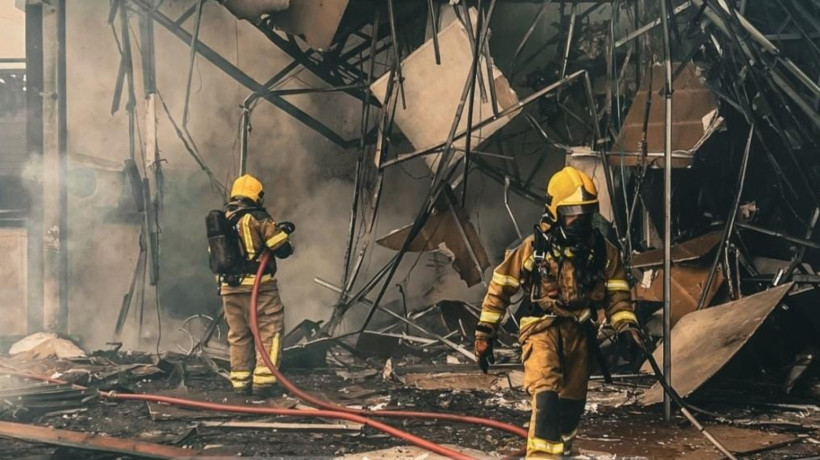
left=241, top=214, right=255, bottom=258
left=253, top=332, right=281, bottom=385
left=479, top=310, right=502, bottom=324
left=610, top=310, right=638, bottom=326
left=240, top=274, right=275, bottom=286
left=492, top=271, right=520, bottom=288
left=523, top=255, right=535, bottom=271
left=230, top=370, right=251, bottom=389
left=266, top=232, right=288, bottom=250
left=519, top=315, right=552, bottom=330
left=528, top=437, right=564, bottom=455
left=222, top=273, right=275, bottom=288
left=575, top=308, right=592, bottom=323
left=606, top=279, right=630, bottom=291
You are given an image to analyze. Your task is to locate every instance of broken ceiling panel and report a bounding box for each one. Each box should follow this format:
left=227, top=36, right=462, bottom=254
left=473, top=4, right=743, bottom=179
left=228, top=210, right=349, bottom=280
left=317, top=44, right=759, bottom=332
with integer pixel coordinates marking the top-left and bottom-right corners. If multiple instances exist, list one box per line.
left=376, top=189, right=490, bottom=287
left=613, top=63, right=721, bottom=168
left=640, top=283, right=793, bottom=405
left=370, top=8, right=520, bottom=171
left=631, top=230, right=723, bottom=268
left=268, top=0, right=350, bottom=51
left=639, top=265, right=724, bottom=327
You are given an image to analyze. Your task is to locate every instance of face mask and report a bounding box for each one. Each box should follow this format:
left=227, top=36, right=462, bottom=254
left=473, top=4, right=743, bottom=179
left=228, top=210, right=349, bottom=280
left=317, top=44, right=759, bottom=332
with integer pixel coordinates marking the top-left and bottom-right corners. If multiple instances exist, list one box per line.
left=558, top=214, right=592, bottom=245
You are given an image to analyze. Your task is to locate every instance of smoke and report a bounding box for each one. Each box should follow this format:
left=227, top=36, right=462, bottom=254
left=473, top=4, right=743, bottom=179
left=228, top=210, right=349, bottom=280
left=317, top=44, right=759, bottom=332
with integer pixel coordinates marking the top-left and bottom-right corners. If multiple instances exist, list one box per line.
left=37, top=0, right=558, bottom=352
left=48, top=0, right=370, bottom=350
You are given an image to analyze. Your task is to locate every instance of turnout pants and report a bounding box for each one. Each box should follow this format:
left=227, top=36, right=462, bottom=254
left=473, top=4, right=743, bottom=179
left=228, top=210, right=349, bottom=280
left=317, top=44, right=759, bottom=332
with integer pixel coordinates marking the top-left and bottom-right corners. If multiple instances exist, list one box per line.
left=520, top=316, right=590, bottom=458
left=221, top=282, right=285, bottom=390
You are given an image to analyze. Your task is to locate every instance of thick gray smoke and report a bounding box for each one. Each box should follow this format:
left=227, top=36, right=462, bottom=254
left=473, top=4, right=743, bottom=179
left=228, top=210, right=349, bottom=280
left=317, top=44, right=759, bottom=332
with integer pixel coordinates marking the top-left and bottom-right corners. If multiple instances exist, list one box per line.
left=49, top=0, right=572, bottom=350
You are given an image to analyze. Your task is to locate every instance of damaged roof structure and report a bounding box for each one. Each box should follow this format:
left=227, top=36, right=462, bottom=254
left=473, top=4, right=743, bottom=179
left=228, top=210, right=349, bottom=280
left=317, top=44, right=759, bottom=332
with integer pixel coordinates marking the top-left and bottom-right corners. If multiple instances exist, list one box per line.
left=1, top=0, right=820, bottom=457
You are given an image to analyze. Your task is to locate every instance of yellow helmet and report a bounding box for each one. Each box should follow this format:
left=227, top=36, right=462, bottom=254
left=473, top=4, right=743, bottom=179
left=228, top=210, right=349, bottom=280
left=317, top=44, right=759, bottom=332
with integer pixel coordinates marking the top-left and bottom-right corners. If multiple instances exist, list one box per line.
left=230, top=174, right=264, bottom=203
left=545, top=166, right=598, bottom=219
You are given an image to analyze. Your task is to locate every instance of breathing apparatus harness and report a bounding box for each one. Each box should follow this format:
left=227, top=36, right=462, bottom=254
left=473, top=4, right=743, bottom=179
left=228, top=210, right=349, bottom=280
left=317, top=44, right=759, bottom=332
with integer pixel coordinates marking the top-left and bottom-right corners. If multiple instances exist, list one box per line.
left=529, top=212, right=607, bottom=311
left=206, top=202, right=277, bottom=287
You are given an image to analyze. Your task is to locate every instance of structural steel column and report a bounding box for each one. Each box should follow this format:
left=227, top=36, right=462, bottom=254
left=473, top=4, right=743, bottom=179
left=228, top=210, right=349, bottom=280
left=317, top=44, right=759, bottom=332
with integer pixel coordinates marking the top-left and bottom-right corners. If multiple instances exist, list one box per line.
left=25, top=2, right=44, bottom=333
left=41, top=0, right=69, bottom=333
left=659, top=0, right=673, bottom=422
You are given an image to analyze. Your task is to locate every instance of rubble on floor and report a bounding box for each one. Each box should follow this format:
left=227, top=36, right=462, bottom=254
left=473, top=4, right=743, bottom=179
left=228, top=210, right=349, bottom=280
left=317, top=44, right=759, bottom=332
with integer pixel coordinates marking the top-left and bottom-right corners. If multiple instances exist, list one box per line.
left=0, top=323, right=818, bottom=459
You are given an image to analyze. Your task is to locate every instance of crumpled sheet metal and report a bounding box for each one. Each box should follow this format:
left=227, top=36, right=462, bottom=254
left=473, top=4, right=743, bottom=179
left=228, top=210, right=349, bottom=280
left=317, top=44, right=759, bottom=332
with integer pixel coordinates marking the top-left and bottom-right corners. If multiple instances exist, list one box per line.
left=631, top=230, right=723, bottom=268
left=638, top=265, right=724, bottom=327
left=376, top=192, right=490, bottom=287
left=613, top=63, right=721, bottom=168
left=639, top=283, right=793, bottom=405
left=370, top=8, right=519, bottom=172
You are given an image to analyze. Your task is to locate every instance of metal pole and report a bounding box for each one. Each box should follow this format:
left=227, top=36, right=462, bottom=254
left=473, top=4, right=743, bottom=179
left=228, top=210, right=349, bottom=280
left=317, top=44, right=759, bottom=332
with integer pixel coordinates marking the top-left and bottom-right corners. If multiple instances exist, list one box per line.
left=56, top=0, right=69, bottom=333
left=560, top=3, right=578, bottom=80
left=181, top=0, right=204, bottom=128
left=427, top=0, right=441, bottom=64
left=341, top=12, right=380, bottom=299
left=25, top=1, right=45, bottom=333
left=659, top=0, right=673, bottom=423
left=510, top=0, right=552, bottom=74
left=504, top=177, right=523, bottom=239
left=696, top=125, right=755, bottom=310
left=461, top=0, right=485, bottom=206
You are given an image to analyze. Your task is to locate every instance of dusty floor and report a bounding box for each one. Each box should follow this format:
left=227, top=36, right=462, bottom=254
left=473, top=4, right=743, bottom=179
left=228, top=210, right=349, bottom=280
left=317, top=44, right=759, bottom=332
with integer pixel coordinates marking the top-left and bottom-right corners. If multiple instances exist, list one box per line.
left=0, top=351, right=818, bottom=458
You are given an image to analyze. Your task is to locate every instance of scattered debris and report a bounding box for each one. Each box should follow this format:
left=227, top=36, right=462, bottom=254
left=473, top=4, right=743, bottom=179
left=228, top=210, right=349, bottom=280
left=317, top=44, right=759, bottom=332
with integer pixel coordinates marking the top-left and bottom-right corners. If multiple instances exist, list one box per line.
left=9, top=333, right=86, bottom=361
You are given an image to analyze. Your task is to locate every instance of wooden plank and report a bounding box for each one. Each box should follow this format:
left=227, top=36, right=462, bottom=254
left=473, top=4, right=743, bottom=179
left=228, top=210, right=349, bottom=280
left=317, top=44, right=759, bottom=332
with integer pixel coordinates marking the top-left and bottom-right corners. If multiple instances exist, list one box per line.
left=199, top=420, right=363, bottom=432
left=0, top=420, right=198, bottom=459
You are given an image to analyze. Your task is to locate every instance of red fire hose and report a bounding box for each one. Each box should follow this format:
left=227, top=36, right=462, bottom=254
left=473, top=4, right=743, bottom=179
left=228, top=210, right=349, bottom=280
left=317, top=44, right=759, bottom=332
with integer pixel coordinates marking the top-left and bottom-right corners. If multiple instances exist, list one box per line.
left=0, top=250, right=527, bottom=458
left=249, top=251, right=528, bottom=443
left=0, top=368, right=471, bottom=459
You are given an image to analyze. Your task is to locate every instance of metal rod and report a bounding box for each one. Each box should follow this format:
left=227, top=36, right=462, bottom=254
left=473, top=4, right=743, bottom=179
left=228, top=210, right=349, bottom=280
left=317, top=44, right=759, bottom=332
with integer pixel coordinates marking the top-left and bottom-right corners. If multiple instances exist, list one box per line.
left=181, top=0, right=204, bottom=129
left=736, top=222, right=820, bottom=250
left=659, top=0, right=673, bottom=423
left=482, top=8, right=499, bottom=116
left=386, top=0, right=406, bottom=109
left=457, top=2, right=487, bottom=103
left=461, top=0, right=487, bottom=206
left=524, top=113, right=571, bottom=152
left=427, top=0, right=441, bottom=64
left=616, top=1, right=694, bottom=48
left=639, top=341, right=738, bottom=459
left=697, top=125, right=755, bottom=310
left=560, top=3, right=578, bottom=80
left=504, top=177, right=523, bottom=239
left=341, top=11, right=380, bottom=301
left=510, top=0, right=552, bottom=74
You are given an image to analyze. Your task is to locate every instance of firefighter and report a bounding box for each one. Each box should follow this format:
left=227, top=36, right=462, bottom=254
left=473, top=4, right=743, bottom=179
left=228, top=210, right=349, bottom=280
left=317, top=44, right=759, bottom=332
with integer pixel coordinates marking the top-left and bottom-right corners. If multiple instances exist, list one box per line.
left=474, top=166, right=640, bottom=457
left=221, top=174, right=294, bottom=397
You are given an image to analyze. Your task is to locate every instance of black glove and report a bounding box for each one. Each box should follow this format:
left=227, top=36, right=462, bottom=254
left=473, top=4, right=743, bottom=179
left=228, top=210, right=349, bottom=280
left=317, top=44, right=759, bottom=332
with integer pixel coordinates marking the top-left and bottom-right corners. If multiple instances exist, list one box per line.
left=474, top=322, right=496, bottom=374
left=617, top=325, right=644, bottom=369
left=277, top=221, right=295, bottom=234
left=618, top=325, right=644, bottom=349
